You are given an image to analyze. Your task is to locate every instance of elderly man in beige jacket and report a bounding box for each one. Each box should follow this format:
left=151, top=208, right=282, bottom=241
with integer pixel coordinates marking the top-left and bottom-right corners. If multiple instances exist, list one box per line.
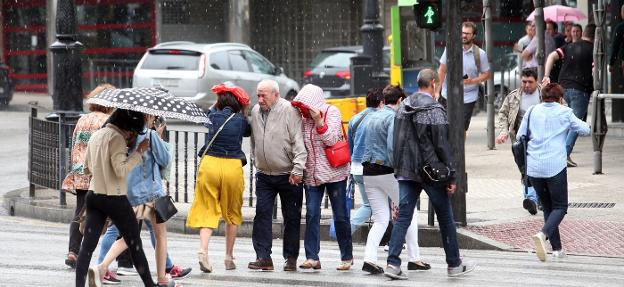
left=248, top=79, right=307, bottom=272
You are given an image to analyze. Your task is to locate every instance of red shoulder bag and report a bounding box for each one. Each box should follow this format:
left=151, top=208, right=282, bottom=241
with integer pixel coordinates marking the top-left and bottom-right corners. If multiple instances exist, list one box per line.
left=322, top=108, right=350, bottom=167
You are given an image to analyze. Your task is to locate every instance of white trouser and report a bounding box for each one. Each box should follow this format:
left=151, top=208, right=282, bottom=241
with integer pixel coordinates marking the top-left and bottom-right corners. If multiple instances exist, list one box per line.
left=363, top=173, right=420, bottom=264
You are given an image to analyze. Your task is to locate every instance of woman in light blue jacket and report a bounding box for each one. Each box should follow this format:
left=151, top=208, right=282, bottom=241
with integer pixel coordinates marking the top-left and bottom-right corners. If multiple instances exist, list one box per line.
left=516, top=83, right=590, bottom=262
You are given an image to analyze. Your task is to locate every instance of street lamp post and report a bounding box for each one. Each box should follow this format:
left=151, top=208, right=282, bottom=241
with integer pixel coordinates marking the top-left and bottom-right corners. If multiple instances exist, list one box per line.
left=483, top=0, right=495, bottom=150
left=48, top=0, right=84, bottom=120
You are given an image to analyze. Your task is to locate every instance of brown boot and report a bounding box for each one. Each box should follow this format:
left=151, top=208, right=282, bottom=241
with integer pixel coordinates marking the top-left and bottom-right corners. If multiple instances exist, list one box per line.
left=248, top=258, right=274, bottom=271
left=283, top=257, right=297, bottom=271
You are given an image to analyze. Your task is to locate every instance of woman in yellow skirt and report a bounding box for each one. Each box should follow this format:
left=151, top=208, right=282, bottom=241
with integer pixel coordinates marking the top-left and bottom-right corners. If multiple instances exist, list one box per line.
left=186, top=83, right=251, bottom=272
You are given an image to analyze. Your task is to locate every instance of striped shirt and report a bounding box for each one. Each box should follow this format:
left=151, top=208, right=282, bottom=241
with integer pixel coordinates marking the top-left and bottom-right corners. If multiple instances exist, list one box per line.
left=516, top=102, right=590, bottom=178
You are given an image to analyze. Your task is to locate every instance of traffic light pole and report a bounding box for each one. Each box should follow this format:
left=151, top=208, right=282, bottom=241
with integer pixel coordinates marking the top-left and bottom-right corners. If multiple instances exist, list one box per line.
left=483, top=0, right=495, bottom=150
left=444, top=0, right=467, bottom=226
left=534, top=0, right=546, bottom=80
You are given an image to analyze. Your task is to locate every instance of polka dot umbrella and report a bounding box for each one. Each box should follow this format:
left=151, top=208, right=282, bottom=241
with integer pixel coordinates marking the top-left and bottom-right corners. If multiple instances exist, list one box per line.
left=86, top=87, right=209, bottom=123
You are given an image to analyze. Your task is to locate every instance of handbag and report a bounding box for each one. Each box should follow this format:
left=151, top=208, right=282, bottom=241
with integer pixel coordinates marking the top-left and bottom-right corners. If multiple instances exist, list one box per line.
left=422, top=161, right=452, bottom=182
left=154, top=195, right=178, bottom=223
left=511, top=106, right=534, bottom=185
left=322, top=108, right=351, bottom=167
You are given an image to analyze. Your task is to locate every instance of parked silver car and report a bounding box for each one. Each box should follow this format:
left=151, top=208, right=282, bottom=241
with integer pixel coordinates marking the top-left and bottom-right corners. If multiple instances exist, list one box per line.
left=133, top=41, right=299, bottom=109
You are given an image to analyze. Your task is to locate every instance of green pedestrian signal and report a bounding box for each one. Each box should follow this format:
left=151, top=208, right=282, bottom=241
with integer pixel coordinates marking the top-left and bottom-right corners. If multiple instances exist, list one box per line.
left=414, top=0, right=441, bottom=30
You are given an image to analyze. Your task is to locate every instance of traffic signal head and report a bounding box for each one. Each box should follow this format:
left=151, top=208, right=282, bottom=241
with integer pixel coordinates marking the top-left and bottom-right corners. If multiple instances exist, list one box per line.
left=414, top=0, right=441, bottom=30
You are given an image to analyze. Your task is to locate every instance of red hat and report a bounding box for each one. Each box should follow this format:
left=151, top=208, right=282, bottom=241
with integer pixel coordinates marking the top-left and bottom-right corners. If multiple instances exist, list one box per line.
left=211, top=82, right=250, bottom=106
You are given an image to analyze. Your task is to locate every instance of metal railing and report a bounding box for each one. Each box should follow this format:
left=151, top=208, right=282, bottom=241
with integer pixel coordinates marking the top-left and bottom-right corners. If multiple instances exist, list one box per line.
left=28, top=106, right=76, bottom=206
left=591, top=92, right=624, bottom=174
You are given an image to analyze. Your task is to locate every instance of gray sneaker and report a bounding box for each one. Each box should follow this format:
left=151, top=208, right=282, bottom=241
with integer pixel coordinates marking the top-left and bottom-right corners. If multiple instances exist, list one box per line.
left=116, top=266, right=138, bottom=276
left=447, top=261, right=476, bottom=277
left=384, top=264, right=407, bottom=280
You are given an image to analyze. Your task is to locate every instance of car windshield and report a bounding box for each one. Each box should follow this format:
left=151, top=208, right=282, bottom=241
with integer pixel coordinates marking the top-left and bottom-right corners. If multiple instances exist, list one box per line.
left=310, top=51, right=355, bottom=69
left=141, top=52, right=200, bottom=71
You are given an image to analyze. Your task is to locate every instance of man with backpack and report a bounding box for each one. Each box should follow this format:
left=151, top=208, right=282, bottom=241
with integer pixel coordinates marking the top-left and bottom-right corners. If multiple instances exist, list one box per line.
left=437, top=21, right=491, bottom=132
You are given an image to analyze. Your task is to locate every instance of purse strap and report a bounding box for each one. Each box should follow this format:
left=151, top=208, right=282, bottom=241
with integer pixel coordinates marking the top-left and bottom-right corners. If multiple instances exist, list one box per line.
left=200, top=113, right=236, bottom=158
left=323, top=106, right=347, bottom=140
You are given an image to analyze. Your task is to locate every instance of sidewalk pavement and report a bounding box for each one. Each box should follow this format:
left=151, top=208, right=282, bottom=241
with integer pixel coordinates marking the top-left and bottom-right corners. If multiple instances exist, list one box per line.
left=4, top=92, right=624, bottom=258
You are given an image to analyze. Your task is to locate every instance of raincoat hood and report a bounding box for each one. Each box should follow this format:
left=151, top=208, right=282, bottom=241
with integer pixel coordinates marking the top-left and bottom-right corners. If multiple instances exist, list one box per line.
left=292, top=84, right=329, bottom=111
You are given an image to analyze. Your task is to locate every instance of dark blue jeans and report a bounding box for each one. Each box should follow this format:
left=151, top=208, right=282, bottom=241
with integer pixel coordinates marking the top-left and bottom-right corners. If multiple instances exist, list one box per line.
left=252, top=173, right=303, bottom=260
left=387, top=180, right=461, bottom=268
left=529, top=168, right=568, bottom=251
left=563, top=89, right=589, bottom=155
left=304, top=180, right=353, bottom=261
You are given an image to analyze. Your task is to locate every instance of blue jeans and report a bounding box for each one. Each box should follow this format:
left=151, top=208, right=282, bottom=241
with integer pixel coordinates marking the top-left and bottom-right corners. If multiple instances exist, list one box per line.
left=387, top=180, right=461, bottom=268
left=529, top=168, right=568, bottom=251
left=349, top=175, right=371, bottom=233
left=563, top=89, right=589, bottom=155
left=304, top=180, right=353, bottom=261
left=98, top=220, right=173, bottom=269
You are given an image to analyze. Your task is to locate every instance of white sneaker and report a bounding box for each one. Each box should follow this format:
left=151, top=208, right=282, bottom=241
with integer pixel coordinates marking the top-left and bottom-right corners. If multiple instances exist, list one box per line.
left=552, top=250, right=566, bottom=260
left=383, top=244, right=406, bottom=252
left=532, top=232, right=547, bottom=262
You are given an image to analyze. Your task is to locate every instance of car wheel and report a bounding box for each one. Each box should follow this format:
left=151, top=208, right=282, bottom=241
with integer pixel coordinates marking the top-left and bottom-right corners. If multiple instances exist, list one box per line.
left=286, top=90, right=297, bottom=101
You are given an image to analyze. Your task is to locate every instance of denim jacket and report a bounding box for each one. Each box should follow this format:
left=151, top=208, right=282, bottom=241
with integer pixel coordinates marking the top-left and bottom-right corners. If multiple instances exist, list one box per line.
left=126, top=128, right=170, bottom=206
left=199, top=107, right=251, bottom=165
left=347, top=107, right=375, bottom=162
left=361, top=106, right=395, bottom=168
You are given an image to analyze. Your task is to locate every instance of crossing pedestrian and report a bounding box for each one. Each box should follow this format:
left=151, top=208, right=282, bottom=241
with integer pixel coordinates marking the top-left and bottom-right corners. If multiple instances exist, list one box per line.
left=95, top=114, right=189, bottom=287
left=293, top=84, right=353, bottom=271
left=61, top=83, right=114, bottom=269
left=543, top=24, right=593, bottom=167
left=437, top=21, right=491, bottom=132
left=360, top=85, right=430, bottom=275
left=247, top=79, right=307, bottom=272
left=187, top=82, right=251, bottom=273
left=76, top=109, right=155, bottom=287
left=384, top=69, right=475, bottom=280
left=516, top=83, right=590, bottom=262
left=496, top=68, right=542, bottom=215
left=347, top=88, right=384, bottom=234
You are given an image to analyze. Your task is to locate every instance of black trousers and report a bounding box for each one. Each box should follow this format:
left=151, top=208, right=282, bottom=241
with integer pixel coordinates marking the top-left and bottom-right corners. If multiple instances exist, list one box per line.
left=252, top=173, right=303, bottom=260
left=75, top=191, right=154, bottom=287
left=68, top=189, right=87, bottom=255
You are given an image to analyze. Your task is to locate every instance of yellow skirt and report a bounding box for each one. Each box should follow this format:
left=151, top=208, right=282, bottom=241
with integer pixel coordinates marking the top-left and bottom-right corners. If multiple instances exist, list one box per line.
left=186, top=155, right=244, bottom=229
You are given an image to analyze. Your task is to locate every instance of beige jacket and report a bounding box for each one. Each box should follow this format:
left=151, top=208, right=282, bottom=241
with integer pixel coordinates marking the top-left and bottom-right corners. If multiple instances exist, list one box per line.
left=250, top=98, right=307, bottom=176
left=84, top=124, right=143, bottom=196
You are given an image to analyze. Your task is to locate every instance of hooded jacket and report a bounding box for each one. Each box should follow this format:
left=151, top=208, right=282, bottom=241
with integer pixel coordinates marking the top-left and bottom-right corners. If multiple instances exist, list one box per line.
left=393, top=91, right=456, bottom=183
left=293, top=84, right=350, bottom=186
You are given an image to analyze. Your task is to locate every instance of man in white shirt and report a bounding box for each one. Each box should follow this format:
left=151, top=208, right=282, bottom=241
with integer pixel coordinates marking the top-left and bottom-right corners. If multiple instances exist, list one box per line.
left=437, top=21, right=491, bottom=132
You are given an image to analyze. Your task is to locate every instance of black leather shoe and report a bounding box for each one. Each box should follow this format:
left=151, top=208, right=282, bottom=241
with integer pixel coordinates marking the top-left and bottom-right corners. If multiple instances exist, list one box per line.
left=248, top=258, right=274, bottom=271
left=523, top=198, right=538, bottom=215
left=362, top=261, right=384, bottom=274
left=283, top=257, right=297, bottom=271
left=407, top=261, right=431, bottom=270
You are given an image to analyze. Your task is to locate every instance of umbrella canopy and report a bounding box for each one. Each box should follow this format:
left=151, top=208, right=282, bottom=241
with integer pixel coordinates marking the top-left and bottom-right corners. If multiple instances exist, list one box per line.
left=527, top=5, right=587, bottom=22
left=87, top=87, right=209, bottom=123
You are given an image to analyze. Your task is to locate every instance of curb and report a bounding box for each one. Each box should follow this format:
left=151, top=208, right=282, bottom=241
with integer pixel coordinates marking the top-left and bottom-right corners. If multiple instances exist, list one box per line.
left=3, top=188, right=507, bottom=250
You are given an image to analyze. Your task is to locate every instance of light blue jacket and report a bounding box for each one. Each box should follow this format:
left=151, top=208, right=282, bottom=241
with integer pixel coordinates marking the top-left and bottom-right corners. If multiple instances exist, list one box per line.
left=517, top=102, right=590, bottom=178
left=126, top=128, right=170, bottom=206
left=347, top=107, right=375, bottom=162
left=361, top=106, right=395, bottom=168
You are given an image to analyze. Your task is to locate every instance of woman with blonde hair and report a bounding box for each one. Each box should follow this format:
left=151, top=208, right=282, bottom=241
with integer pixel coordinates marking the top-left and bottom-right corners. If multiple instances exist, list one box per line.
left=187, top=82, right=251, bottom=272
left=62, top=83, right=114, bottom=268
